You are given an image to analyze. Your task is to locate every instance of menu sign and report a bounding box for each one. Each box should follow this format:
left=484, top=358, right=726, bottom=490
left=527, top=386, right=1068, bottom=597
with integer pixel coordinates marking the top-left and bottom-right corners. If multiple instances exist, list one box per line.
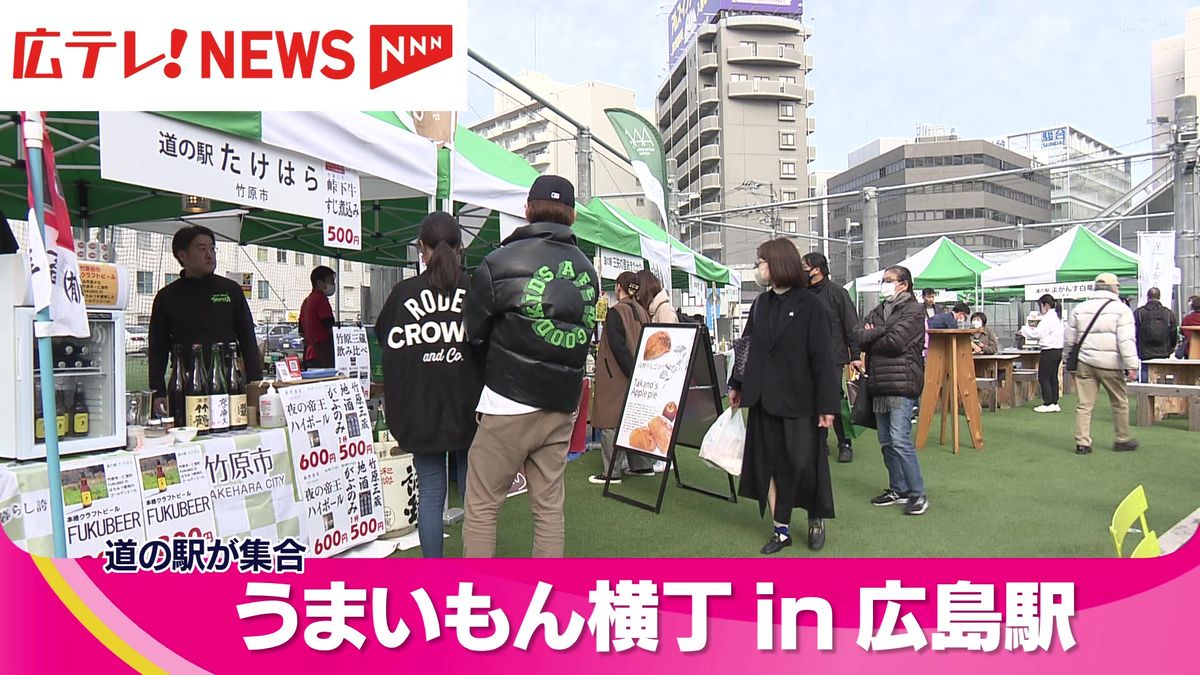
left=616, top=324, right=701, bottom=458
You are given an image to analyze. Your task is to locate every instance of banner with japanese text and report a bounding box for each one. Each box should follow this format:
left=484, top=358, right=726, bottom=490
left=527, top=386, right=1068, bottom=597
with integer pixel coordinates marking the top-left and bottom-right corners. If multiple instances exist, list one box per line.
left=334, top=327, right=372, bottom=399
left=279, top=380, right=384, bottom=557
left=137, top=446, right=218, bottom=545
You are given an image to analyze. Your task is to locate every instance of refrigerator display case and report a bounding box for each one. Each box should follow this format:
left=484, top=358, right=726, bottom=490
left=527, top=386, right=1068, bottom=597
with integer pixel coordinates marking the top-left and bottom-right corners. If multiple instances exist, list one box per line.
left=0, top=253, right=129, bottom=460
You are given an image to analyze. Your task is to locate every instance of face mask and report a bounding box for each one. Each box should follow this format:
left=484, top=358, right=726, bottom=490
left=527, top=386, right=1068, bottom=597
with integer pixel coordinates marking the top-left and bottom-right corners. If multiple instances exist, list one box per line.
left=879, top=282, right=897, bottom=300
left=753, top=265, right=771, bottom=289
left=323, top=283, right=336, bottom=297
left=971, top=319, right=984, bottom=329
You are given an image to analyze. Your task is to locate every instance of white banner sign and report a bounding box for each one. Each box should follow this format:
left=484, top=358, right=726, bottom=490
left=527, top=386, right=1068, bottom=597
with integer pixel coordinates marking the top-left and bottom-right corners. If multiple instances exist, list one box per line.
left=689, top=274, right=706, bottom=307
left=137, top=446, right=217, bottom=544
left=101, top=111, right=329, bottom=220
left=2, top=3, right=468, bottom=110
left=204, top=429, right=303, bottom=542
left=334, top=327, right=372, bottom=398
left=323, top=164, right=363, bottom=250
left=598, top=247, right=644, bottom=281
left=1138, top=231, right=1178, bottom=309
left=1024, top=282, right=1095, bottom=301
left=280, top=380, right=383, bottom=557
left=60, top=454, right=145, bottom=557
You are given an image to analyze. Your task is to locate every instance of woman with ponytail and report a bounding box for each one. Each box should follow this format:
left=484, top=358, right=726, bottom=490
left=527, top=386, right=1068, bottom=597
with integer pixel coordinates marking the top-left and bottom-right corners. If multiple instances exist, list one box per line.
left=375, top=211, right=483, bottom=557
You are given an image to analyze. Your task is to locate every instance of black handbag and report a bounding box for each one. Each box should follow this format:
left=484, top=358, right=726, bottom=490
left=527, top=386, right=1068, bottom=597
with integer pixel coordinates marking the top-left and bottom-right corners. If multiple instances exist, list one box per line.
left=1064, top=300, right=1113, bottom=373
left=849, top=374, right=876, bottom=429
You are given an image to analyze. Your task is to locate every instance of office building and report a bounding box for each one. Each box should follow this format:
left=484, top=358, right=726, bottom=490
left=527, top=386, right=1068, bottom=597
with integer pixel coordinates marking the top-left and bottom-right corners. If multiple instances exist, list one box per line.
left=1151, top=9, right=1200, bottom=183
left=469, top=70, right=657, bottom=223
left=827, top=132, right=1052, bottom=279
left=998, top=126, right=1131, bottom=223
left=658, top=1, right=813, bottom=297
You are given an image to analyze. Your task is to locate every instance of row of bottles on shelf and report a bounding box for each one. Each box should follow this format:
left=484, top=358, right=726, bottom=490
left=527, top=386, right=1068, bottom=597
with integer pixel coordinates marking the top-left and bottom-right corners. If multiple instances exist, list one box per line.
left=33, top=380, right=90, bottom=441
left=167, top=342, right=249, bottom=437
left=32, top=340, right=101, bottom=371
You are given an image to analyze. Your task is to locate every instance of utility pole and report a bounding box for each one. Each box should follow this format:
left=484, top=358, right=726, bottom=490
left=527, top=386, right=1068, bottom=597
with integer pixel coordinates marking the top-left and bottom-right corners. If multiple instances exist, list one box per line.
left=577, top=127, right=593, bottom=203
left=862, top=187, right=880, bottom=308
left=1174, top=95, right=1198, bottom=306
left=842, top=217, right=853, bottom=282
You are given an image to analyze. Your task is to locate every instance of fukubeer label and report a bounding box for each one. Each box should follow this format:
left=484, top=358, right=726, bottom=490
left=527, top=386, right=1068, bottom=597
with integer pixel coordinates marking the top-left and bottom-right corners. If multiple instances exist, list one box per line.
left=230, top=394, right=248, bottom=428
left=186, top=395, right=210, bottom=431
left=73, top=413, right=89, bottom=436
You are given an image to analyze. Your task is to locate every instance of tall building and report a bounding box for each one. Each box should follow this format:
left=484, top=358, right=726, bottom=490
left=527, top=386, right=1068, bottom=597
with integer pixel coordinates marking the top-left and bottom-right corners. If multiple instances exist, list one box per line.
left=827, top=133, right=1052, bottom=279
left=658, top=2, right=813, bottom=298
left=997, top=126, right=1131, bottom=223
left=1150, top=9, right=1200, bottom=183
left=469, top=70, right=657, bottom=223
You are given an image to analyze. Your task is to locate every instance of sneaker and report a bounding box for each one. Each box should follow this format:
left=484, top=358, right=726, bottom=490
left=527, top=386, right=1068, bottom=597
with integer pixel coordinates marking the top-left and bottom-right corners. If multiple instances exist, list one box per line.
left=1075, top=445, right=1092, bottom=455
left=807, top=519, right=826, bottom=550
left=837, top=443, right=853, bottom=463
left=588, top=474, right=621, bottom=485
left=627, top=468, right=656, bottom=477
left=653, top=461, right=667, bottom=473
left=1114, top=439, right=1140, bottom=452
left=1049, top=404, right=1062, bottom=412
left=904, top=494, right=929, bottom=515
left=1034, top=404, right=1052, bottom=413
left=871, top=489, right=907, bottom=507
left=761, top=531, right=793, bottom=555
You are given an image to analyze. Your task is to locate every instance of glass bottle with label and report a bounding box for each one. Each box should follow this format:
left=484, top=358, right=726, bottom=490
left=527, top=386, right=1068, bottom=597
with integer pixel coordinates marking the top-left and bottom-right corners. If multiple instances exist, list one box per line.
left=80, top=476, right=92, bottom=508
left=168, top=344, right=186, bottom=422
left=208, top=343, right=231, bottom=434
left=34, top=381, right=46, bottom=442
left=156, top=461, right=168, bottom=492
left=71, top=380, right=90, bottom=437
left=227, top=342, right=248, bottom=431
left=54, top=386, right=69, bottom=438
left=185, top=343, right=211, bottom=435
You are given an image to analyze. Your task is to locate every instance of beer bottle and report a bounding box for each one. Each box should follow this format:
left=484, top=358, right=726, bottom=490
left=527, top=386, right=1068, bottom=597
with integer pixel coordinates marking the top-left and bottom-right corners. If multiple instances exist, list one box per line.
left=167, top=345, right=186, bottom=421
left=208, top=343, right=230, bottom=434
left=80, top=476, right=92, bottom=508
left=156, top=461, right=167, bottom=492
left=54, top=387, right=69, bottom=438
left=71, top=380, right=90, bottom=437
left=34, top=381, right=46, bottom=442
left=227, top=343, right=248, bottom=432
left=185, top=343, right=210, bottom=435
left=374, top=405, right=391, bottom=444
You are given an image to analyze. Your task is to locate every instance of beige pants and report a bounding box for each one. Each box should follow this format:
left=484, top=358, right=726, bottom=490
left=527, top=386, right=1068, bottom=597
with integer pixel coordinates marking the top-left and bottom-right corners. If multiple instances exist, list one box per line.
left=1074, top=362, right=1131, bottom=447
left=463, top=409, right=574, bottom=558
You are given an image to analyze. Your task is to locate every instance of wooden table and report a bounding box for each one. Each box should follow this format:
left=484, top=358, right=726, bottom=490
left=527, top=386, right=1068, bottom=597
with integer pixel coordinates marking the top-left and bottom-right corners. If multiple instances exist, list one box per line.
left=918, top=329, right=984, bottom=453
left=974, top=354, right=1020, bottom=409
left=1182, top=327, right=1200, bottom=360
left=1143, top=359, right=1200, bottom=419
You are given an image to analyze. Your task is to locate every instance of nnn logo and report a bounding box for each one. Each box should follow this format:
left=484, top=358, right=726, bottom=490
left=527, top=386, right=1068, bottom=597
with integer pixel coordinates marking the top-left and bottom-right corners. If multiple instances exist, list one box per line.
left=369, top=25, right=453, bottom=90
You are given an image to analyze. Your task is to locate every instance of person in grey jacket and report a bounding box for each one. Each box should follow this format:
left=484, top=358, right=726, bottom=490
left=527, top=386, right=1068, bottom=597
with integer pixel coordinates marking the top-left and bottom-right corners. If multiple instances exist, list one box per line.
left=1065, top=273, right=1139, bottom=455
left=802, top=252, right=861, bottom=463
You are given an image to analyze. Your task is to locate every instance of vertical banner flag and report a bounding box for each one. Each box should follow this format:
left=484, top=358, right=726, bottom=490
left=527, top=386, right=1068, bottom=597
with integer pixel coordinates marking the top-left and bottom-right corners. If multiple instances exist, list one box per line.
left=21, top=112, right=90, bottom=338
left=605, top=108, right=672, bottom=230
left=1137, top=231, right=1178, bottom=309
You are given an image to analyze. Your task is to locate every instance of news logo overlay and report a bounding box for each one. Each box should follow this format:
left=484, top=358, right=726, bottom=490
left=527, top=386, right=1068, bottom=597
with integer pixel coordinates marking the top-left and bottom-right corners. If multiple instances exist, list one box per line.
left=0, top=1, right=468, bottom=110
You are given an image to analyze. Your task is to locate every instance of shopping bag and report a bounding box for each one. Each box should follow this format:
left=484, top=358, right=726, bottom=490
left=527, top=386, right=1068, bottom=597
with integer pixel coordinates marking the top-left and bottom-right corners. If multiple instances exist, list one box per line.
left=839, top=381, right=865, bottom=439
left=699, top=407, right=746, bottom=476
left=849, top=374, right=877, bottom=430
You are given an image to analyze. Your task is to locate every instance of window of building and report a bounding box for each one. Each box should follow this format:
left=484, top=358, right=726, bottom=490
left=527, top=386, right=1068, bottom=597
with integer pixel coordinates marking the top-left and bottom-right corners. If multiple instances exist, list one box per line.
left=344, top=261, right=353, bottom=271
left=731, top=73, right=749, bottom=82
left=136, top=271, right=154, bottom=294
left=740, top=40, right=758, bottom=54
left=295, top=253, right=305, bottom=266
left=778, top=43, right=796, bottom=57
left=782, top=190, right=797, bottom=202
left=782, top=219, right=798, bottom=233
left=780, top=160, right=798, bottom=179
left=137, top=232, right=153, bottom=249
left=636, top=197, right=646, bottom=207
left=780, top=75, right=797, bottom=84
left=258, top=281, right=270, bottom=300
left=166, top=273, right=179, bottom=285
left=257, top=247, right=268, bottom=262
left=277, top=250, right=287, bottom=263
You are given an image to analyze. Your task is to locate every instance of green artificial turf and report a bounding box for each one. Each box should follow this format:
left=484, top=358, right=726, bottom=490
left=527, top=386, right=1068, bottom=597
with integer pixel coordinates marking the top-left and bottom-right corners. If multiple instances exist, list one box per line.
left=397, top=395, right=1197, bottom=558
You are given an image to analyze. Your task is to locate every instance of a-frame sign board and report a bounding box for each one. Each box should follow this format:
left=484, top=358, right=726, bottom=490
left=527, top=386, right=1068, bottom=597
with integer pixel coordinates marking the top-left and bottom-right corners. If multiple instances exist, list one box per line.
left=603, top=322, right=737, bottom=513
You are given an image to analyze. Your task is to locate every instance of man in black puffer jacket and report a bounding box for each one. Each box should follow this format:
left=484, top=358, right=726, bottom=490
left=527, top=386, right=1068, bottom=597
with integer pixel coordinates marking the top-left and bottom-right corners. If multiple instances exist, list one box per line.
left=854, top=265, right=930, bottom=517
left=462, top=175, right=599, bottom=558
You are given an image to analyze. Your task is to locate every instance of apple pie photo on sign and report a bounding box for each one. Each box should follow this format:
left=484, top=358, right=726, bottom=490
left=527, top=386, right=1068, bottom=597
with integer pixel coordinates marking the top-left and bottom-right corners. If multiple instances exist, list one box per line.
left=643, top=330, right=672, bottom=360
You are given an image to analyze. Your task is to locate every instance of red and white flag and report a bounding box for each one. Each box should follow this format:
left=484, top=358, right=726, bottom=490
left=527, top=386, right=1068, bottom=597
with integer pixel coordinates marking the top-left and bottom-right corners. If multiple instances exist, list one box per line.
left=21, top=111, right=90, bottom=338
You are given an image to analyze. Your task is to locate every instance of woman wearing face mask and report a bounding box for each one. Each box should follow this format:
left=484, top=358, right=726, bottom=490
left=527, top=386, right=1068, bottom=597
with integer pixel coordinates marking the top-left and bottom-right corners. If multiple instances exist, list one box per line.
left=299, top=265, right=339, bottom=369
left=970, top=312, right=999, bottom=355
left=728, top=239, right=840, bottom=553
left=854, top=265, right=930, bottom=516
left=1019, top=294, right=1065, bottom=413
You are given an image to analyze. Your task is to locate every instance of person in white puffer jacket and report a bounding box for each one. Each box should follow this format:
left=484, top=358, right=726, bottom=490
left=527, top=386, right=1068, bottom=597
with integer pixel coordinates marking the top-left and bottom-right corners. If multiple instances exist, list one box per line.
left=1065, top=273, right=1139, bottom=455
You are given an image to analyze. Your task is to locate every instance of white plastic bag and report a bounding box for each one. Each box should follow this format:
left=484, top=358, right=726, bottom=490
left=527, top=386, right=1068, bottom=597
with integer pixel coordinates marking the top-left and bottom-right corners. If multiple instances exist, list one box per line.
left=699, top=408, right=746, bottom=476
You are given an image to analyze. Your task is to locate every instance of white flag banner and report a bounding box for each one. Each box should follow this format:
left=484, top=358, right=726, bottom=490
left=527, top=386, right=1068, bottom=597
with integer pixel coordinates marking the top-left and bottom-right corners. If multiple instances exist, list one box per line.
left=1137, top=231, right=1178, bottom=309
left=23, top=208, right=51, bottom=314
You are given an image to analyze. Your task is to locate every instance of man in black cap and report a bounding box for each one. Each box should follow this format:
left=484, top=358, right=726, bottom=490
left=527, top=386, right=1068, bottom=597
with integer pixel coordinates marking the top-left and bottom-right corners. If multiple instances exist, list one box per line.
left=462, top=175, right=599, bottom=558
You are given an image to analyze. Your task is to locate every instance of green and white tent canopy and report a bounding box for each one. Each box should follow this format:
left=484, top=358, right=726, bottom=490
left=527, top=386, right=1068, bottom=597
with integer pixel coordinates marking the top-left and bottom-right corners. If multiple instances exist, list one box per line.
left=854, top=237, right=992, bottom=292
left=981, top=225, right=1139, bottom=288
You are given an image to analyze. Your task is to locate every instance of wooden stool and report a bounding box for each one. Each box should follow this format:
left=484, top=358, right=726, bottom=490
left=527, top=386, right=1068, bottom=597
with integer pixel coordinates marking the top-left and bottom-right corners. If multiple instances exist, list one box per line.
left=917, top=329, right=984, bottom=453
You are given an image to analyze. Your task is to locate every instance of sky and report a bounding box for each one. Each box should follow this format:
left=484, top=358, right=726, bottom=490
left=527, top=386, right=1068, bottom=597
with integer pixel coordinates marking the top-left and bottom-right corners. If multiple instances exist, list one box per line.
left=464, top=0, right=1193, bottom=174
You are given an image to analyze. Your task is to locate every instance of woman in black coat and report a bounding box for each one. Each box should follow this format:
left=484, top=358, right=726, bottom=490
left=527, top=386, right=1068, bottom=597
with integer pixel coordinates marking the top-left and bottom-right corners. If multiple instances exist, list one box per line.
left=729, top=239, right=840, bottom=554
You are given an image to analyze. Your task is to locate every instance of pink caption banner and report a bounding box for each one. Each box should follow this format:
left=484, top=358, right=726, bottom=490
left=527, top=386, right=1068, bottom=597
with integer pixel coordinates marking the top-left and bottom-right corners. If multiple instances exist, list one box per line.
left=0, top=530, right=1196, bottom=673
